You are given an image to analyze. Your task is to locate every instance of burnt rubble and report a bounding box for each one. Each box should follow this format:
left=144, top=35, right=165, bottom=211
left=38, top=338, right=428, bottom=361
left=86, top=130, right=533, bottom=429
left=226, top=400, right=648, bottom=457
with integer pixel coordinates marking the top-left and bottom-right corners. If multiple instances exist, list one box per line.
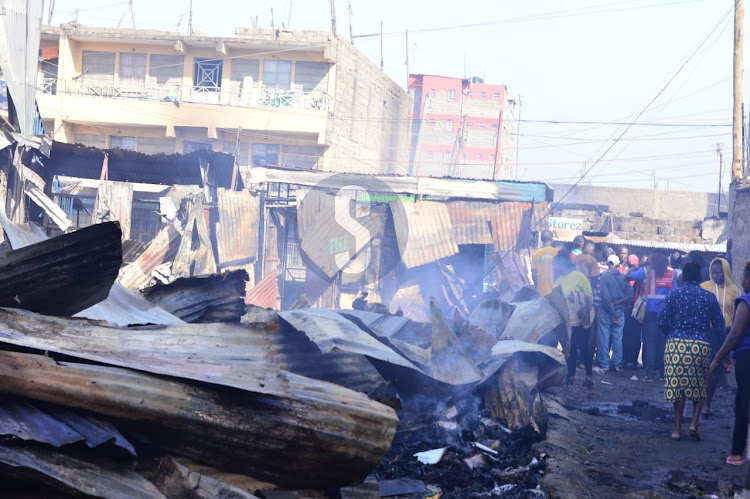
left=0, top=198, right=567, bottom=497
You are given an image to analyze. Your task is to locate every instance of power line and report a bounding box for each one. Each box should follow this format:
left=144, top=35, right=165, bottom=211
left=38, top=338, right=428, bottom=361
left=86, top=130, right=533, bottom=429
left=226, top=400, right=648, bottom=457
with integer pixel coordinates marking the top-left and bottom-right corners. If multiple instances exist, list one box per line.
left=533, top=4, right=734, bottom=228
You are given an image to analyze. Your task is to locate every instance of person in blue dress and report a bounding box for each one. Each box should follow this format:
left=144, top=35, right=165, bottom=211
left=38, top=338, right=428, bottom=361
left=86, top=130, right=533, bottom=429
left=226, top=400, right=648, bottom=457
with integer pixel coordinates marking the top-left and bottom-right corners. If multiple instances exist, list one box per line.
left=658, top=262, right=725, bottom=441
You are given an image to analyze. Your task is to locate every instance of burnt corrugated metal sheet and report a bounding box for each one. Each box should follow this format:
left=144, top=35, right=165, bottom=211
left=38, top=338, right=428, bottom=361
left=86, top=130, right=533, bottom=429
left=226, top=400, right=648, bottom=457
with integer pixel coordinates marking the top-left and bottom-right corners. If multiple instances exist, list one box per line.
left=278, top=309, right=419, bottom=370
left=0, top=397, right=136, bottom=454
left=340, top=310, right=409, bottom=339
left=245, top=271, right=280, bottom=309
left=118, top=223, right=181, bottom=289
left=75, top=282, right=186, bottom=326
left=389, top=200, right=459, bottom=269
left=448, top=200, right=495, bottom=245
left=47, top=142, right=239, bottom=188
left=216, top=188, right=260, bottom=268
left=489, top=202, right=546, bottom=251
left=268, top=322, right=388, bottom=396
left=0, top=347, right=398, bottom=490
left=299, top=199, right=386, bottom=279
left=121, top=239, right=147, bottom=264
left=0, top=444, right=165, bottom=498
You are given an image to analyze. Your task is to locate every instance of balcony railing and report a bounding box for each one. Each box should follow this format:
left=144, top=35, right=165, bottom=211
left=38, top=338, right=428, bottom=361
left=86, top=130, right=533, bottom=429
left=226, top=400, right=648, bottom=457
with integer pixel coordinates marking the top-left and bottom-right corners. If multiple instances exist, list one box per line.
left=38, top=79, right=331, bottom=111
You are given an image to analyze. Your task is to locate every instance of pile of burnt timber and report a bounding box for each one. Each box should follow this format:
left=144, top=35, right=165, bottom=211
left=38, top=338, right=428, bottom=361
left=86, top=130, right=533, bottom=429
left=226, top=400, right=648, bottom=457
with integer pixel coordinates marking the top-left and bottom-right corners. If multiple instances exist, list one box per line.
left=0, top=218, right=571, bottom=497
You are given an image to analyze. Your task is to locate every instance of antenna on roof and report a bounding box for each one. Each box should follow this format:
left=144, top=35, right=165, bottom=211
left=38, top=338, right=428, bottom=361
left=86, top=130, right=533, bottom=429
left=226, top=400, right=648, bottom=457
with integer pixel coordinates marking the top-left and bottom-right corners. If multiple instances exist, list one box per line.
left=188, top=0, right=193, bottom=35
left=251, top=16, right=258, bottom=28
left=176, top=14, right=183, bottom=31
left=47, top=0, right=55, bottom=24
left=330, top=0, right=337, bottom=36
left=287, top=0, right=293, bottom=29
left=348, top=0, right=353, bottom=43
left=117, top=0, right=136, bottom=29
left=271, top=7, right=275, bottom=30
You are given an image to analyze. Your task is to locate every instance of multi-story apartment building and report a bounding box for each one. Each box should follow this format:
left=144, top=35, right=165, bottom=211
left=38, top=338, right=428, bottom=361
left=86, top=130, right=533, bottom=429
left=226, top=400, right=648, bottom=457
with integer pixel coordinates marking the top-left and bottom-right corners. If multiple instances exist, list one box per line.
left=37, top=24, right=411, bottom=176
left=408, top=74, right=517, bottom=180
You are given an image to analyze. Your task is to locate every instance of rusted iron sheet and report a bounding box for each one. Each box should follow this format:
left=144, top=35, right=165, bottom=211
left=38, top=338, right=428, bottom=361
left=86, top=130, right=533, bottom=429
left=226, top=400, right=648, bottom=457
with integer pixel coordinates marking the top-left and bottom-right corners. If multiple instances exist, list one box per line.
left=489, top=202, right=534, bottom=251
left=447, top=200, right=494, bottom=245
left=75, top=282, right=186, bottom=326
left=121, top=239, right=147, bottom=264
left=296, top=187, right=335, bottom=235
left=278, top=309, right=419, bottom=370
left=0, top=351, right=398, bottom=490
left=299, top=200, right=385, bottom=279
left=140, top=270, right=248, bottom=323
left=0, top=444, right=165, bottom=498
left=172, top=196, right=217, bottom=279
left=0, top=221, right=122, bottom=316
left=429, top=298, right=483, bottom=385
left=389, top=200, right=459, bottom=269
left=0, top=398, right=136, bottom=455
left=499, top=298, right=563, bottom=344
left=118, top=223, right=181, bottom=289
left=216, top=188, right=260, bottom=269
left=95, top=180, right=133, bottom=240
left=245, top=271, right=280, bottom=309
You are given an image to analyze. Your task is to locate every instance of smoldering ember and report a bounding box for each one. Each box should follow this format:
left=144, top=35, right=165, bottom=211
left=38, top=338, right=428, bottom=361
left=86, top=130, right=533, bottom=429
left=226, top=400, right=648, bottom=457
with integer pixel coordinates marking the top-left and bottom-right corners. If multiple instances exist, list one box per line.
left=0, top=3, right=747, bottom=498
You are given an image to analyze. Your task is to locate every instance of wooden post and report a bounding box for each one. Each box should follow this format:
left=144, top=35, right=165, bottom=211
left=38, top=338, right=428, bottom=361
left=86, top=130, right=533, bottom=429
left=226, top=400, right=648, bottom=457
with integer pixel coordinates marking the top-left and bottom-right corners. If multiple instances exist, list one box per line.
left=733, top=0, right=744, bottom=180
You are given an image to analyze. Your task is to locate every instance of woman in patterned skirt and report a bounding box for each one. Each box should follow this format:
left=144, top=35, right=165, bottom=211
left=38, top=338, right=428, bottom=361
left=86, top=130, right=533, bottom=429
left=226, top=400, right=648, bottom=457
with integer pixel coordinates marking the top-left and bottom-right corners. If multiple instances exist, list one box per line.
left=657, top=262, right=726, bottom=441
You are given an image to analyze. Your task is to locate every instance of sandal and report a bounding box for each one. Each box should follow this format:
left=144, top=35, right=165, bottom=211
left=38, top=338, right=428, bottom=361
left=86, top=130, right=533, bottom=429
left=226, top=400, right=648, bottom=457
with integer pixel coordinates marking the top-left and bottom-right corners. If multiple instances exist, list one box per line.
left=582, top=379, right=594, bottom=389
left=726, top=455, right=745, bottom=466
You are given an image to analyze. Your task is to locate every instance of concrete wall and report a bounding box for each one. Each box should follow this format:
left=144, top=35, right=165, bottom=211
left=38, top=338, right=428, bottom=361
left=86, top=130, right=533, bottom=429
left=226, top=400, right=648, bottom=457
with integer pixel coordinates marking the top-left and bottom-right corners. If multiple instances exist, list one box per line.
left=550, top=183, right=727, bottom=221
left=323, top=38, right=412, bottom=175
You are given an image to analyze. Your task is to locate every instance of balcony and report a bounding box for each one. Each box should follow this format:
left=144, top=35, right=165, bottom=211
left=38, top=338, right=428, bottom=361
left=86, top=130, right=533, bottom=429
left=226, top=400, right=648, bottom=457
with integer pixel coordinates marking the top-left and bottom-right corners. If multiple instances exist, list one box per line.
left=37, top=79, right=331, bottom=111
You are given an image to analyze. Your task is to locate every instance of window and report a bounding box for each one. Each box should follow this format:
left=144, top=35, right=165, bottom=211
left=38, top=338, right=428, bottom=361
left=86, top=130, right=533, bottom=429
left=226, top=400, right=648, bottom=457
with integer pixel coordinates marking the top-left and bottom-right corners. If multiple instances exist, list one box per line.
left=263, top=60, right=292, bottom=90
left=193, top=58, right=223, bottom=91
left=491, top=123, right=498, bottom=129
left=480, top=91, right=486, bottom=98
left=252, top=143, right=280, bottom=167
left=81, top=51, right=115, bottom=86
left=119, top=53, right=146, bottom=88
left=183, top=141, right=212, bottom=154
left=467, top=91, right=473, bottom=97
left=443, top=152, right=451, bottom=162
left=463, top=153, right=468, bottom=159
left=294, top=61, right=329, bottom=92
left=428, top=119, right=436, bottom=125
left=478, top=154, right=483, bottom=160
left=130, top=199, right=162, bottom=243
left=448, top=89, right=456, bottom=101
left=466, top=122, right=472, bottom=128
left=425, top=150, right=433, bottom=158
left=494, top=92, right=501, bottom=99
left=222, top=141, right=250, bottom=166
left=490, top=154, right=496, bottom=161
left=446, top=119, right=454, bottom=131
left=109, top=136, right=135, bottom=150
left=479, top=122, right=486, bottom=129
left=281, top=145, right=325, bottom=169
left=430, top=88, right=436, bottom=95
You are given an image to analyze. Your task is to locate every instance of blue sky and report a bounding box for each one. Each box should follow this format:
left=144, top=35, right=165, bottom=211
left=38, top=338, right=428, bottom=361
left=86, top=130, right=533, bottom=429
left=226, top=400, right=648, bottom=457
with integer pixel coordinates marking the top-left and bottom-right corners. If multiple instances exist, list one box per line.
left=45, top=0, right=742, bottom=193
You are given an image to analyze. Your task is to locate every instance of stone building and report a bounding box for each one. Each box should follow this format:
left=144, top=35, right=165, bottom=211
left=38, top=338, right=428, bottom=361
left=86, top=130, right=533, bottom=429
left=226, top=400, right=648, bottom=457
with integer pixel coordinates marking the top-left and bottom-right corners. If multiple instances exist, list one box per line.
left=37, top=24, right=412, bottom=176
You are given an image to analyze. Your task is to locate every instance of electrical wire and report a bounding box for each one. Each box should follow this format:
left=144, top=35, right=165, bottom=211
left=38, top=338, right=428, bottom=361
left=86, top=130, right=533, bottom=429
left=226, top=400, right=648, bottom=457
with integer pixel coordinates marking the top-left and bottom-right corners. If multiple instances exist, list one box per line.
left=530, top=4, right=734, bottom=229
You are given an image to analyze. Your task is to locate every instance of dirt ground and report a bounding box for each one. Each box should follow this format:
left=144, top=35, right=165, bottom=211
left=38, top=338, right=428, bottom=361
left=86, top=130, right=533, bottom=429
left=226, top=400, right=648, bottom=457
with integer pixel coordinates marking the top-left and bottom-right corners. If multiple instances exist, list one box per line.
left=536, top=364, right=745, bottom=498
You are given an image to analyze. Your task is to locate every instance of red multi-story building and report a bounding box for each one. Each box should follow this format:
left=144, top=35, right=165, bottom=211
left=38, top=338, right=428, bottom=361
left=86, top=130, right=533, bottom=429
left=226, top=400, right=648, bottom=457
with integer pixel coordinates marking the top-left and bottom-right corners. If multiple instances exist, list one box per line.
left=408, top=74, right=517, bottom=180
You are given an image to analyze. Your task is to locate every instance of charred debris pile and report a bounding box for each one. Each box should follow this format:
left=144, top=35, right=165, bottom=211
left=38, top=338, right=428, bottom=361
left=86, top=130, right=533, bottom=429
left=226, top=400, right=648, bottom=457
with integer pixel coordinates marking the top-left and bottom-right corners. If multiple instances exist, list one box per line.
left=0, top=212, right=571, bottom=498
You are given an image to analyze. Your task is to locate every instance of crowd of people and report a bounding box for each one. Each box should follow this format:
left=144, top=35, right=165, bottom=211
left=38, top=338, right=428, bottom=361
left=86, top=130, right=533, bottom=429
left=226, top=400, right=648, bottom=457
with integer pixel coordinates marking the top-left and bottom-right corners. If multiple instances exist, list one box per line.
left=531, top=230, right=750, bottom=467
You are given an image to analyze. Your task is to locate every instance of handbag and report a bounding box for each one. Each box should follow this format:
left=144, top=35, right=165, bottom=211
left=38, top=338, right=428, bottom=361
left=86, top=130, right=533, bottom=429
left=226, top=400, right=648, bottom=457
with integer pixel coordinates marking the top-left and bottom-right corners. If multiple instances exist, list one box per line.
left=631, top=269, right=649, bottom=323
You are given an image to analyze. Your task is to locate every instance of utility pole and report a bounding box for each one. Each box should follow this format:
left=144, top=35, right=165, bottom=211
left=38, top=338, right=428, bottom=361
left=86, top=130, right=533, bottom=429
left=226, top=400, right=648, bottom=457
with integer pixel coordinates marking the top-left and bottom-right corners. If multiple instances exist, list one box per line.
left=348, top=1, right=353, bottom=43
left=287, top=0, right=292, bottom=29
left=47, top=0, right=55, bottom=24
left=330, top=0, right=337, bottom=37
left=405, top=30, right=409, bottom=89
left=729, top=0, right=748, bottom=286
left=380, top=20, right=384, bottom=70
left=188, top=0, right=193, bottom=36
left=733, top=0, right=744, bottom=180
